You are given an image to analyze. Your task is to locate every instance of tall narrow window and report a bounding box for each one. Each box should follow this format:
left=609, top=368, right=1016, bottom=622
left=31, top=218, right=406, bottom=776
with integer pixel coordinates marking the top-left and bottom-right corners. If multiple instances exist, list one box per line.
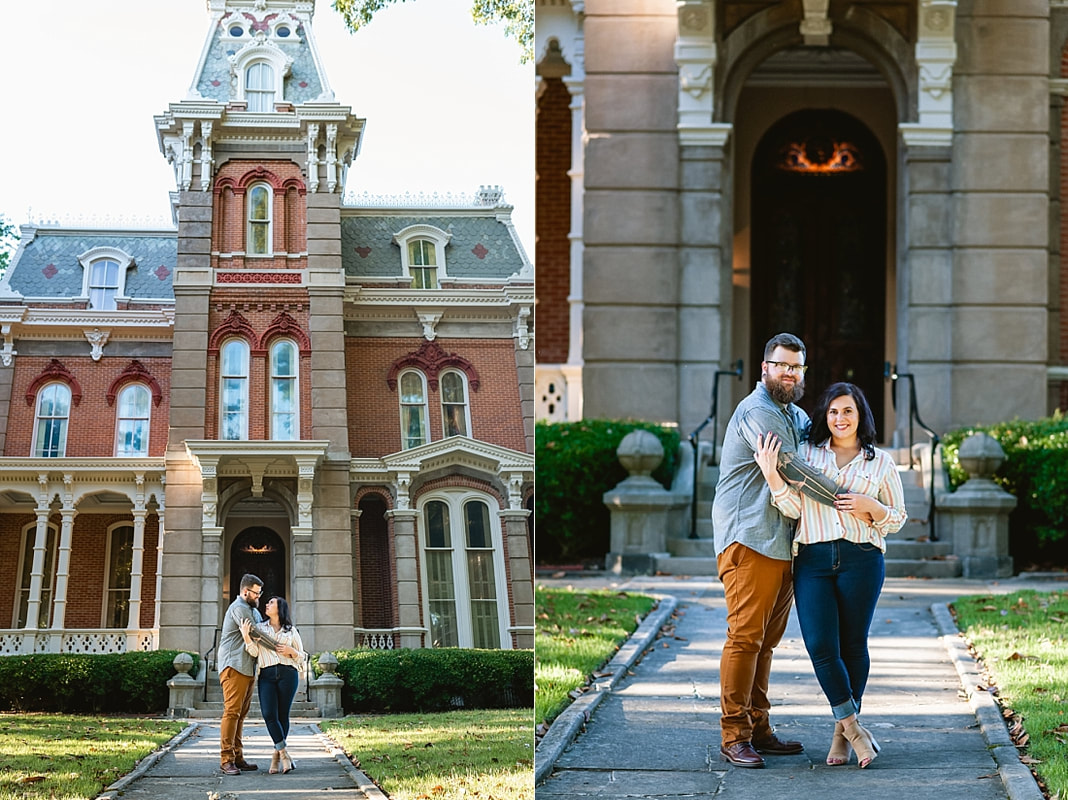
left=424, top=500, right=458, bottom=647
left=88, top=258, right=120, bottom=310
left=440, top=371, right=470, bottom=437
left=220, top=340, right=250, bottom=440
left=245, top=62, right=275, bottom=112
left=464, top=500, right=500, bottom=649
left=115, top=384, right=151, bottom=456
left=104, top=525, right=134, bottom=628
left=247, top=184, right=272, bottom=255
left=408, top=240, right=438, bottom=289
left=399, top=370, right=429, bottom=449
left=33, top=383, right=71, bottom=457
left=16, top=525, right=57, bottom=628
left=270, top=340, right=298, bottom=440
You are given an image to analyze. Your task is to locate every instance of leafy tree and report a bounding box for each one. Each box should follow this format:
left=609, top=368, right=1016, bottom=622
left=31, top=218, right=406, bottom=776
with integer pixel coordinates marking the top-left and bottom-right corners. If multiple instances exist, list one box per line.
left=0, top=215, right=17, bottom=278
left=332, top=0, right=532, bottom=63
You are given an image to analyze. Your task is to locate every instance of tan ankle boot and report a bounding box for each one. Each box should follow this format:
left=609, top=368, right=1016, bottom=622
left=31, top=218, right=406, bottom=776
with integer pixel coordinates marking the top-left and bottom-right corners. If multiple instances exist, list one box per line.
left=826, top=720, right=851, bottom=766
left=269, top=751, right=280, bottom=774
left=842, top=718, right=880, bottom=768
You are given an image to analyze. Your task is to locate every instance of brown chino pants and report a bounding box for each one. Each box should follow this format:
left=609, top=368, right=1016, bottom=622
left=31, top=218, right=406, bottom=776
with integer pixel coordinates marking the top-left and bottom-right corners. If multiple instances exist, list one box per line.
left=717, top=542, right=794, bottom=748
left=219, top=666, right=256, bottom=766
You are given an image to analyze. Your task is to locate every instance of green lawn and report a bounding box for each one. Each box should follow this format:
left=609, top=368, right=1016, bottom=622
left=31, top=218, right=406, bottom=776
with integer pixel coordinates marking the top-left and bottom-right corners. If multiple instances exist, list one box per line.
left=952, top=589, right=1068, bottom=798
left=0, top=714, right=185, bottom=800
left=535, top=586, right=657, bottom=725
left=322, top=708, right=533, bottom=800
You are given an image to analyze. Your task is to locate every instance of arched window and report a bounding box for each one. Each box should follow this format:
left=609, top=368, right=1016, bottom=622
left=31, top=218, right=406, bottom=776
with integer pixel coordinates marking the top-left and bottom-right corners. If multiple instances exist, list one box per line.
left=399, top=370, right=429, bottom=450
left=33, top=383, right=71, bottom=457
left=88, top=258, right=120, bottom=310
left=420, top=494, right=507, bottom=649
left=115, top=384, right=151, bottom=457
left=440, top=370, right=470, bottom=438
left=247, top=183, right=273, bottom=255
left=407, top=239, right=438, bottom=289
left=220, top=340, right=250, bottom=440
left=245, top=62, right=276, bottom=112
left=104, top=524, right=134, bottom=628
left=270, top=339, right=299, bottom=440
left=16, top=524, right=57, bottom=628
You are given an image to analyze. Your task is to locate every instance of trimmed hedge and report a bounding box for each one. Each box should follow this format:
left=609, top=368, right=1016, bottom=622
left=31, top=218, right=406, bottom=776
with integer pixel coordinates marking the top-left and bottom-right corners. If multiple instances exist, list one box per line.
left=0, top=650, right=198, bottom=713
left=943, top=412, right=1068, bottom=564
left=535, top=419, right=680, bottom=564
left=330, top=648, right=533, bottom=713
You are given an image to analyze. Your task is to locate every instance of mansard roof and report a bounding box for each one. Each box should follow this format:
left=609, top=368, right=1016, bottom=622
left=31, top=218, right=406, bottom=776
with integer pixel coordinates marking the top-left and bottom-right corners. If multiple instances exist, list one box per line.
left=2, top=227, right=176, bottom=301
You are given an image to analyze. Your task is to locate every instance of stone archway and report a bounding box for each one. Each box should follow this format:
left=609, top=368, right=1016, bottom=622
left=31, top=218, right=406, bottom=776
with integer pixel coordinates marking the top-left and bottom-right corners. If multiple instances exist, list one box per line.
left=229, top=526, right=286, bottom=603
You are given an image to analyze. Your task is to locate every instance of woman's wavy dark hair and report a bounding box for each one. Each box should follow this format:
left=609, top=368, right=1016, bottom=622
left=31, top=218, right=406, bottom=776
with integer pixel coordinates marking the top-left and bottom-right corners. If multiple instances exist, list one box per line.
left=270, top=596, right=294, bottom=632
left=805, top=381, right=877, bottom=461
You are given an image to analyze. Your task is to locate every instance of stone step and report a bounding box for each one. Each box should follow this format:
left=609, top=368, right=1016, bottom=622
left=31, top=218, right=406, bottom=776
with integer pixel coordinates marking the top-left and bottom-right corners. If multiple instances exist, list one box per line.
left=652, top=555, right=720, bottom=576
left=884, top=556, right=961, bottom=578
left=188, top=700, right=323, bottom=719
left=885, top=539, right=953, bottom=559
left=668, top=537, right=717, bottom=558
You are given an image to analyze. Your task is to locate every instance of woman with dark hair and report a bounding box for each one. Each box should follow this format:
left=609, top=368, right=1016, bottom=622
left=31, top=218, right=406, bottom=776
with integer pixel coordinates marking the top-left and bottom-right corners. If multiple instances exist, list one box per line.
left=240, top=596, right=306, bottom=774
left=754, top=382, right=906, bottom=769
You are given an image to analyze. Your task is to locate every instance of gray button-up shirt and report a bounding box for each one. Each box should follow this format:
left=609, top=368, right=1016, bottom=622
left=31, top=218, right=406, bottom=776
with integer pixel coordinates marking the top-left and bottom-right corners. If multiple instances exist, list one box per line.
left=217, top=596, right=268, bottom=677
left=712, top=382, right=810, bottom=562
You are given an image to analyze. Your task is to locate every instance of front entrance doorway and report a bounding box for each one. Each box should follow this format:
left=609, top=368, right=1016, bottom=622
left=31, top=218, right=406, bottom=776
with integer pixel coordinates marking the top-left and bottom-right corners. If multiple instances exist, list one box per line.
left=230, top=526, right=286, bottom=604
left=750, top=108, right=887, bottom=432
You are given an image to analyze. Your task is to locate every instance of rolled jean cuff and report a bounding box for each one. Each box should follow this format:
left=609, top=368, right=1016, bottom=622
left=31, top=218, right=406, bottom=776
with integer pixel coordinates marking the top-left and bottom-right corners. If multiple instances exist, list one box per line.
left=831, top=698, right=859, bottom=721
left=275, top=741, right=286, bottom=751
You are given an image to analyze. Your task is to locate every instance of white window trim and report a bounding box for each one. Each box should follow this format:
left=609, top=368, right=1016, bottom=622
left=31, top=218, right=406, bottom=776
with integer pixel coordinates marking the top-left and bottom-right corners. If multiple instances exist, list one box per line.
left=76, top=246, right=134, bottom=309
left=230, top=39, right=293, bottom=109
left=114, top=383, right=152, bottom=457
left=220, top=339, right=251, bottom=441
left=269, top=339, right=300, bottom=440
left=398, top=368, right=430, bottom=450
left=101, top=522, right=135, bottom=629
left=417, top=491, right=511, bottom=650
left=15, top=522, right=58, bottom=628
left=247, top=182, right=274, bottom=257
left=439, top=369, right=472, bottom=438
left=31, top=382, right=71, bottom=458
left=392, top=224, right=452, bottom=286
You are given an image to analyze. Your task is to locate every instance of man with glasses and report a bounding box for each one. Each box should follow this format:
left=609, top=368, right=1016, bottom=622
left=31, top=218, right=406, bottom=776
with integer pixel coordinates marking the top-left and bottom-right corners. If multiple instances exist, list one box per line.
left=711, top=332, right=812, bottom=769
left=218, top=573, right=283, bottom=776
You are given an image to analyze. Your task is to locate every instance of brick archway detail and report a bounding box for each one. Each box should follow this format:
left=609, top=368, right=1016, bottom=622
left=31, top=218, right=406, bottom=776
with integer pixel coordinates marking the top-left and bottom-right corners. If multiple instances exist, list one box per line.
left=25, top=359, right=82, bottom=406
left=386, top=340, right=480, bottom=392
left=258, top=311, right=311, bottom=355
left=106, top=360, right=164, bottom=407
left=208, top=310, right=257, bottom=354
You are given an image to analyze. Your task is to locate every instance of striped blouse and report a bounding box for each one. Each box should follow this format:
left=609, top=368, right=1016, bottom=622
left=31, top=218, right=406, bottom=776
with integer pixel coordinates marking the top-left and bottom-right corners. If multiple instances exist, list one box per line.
left=245, top=622, right=307, bottom=673
left=770, top=440, right=907, bottom=554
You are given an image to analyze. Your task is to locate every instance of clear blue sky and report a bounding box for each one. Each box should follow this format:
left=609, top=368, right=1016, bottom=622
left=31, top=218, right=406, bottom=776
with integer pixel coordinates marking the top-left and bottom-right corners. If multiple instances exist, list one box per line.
left=0, top=0, right=533, bottom=251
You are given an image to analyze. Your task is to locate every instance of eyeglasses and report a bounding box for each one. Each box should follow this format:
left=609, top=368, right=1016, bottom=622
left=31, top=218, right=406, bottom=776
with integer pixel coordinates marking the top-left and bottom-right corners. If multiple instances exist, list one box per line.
left=765, top=360, right=808, bottom=375
left=247, top=588, right=262, bottom=597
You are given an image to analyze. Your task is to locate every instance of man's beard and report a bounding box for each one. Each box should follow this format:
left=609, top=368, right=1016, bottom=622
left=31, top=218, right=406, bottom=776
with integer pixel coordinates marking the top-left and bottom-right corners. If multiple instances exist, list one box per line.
left=765, top=374, right=804, bottom=405
left=247, top=594, right=259, bottom=609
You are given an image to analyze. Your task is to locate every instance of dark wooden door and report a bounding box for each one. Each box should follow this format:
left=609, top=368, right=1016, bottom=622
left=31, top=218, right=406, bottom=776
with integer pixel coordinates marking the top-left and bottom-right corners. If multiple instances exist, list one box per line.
left=750, top=109, right=887, bottom=433
left=230, top=526, right=286, bottom=605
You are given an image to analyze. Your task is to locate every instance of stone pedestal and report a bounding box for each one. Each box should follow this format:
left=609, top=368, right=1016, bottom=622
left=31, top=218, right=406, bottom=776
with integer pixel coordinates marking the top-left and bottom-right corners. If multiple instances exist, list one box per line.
left=937, top=433, right=1016, bottom=578
left=166, top=652, right=198, bottom=718
left=603, top=430, right=688, bottom=575
left=310, top=651, right=344, bottom=718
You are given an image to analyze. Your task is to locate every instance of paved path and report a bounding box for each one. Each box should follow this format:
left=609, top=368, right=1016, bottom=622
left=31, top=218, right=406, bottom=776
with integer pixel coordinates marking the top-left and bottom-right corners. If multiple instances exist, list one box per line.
left=536, top=575, right=1055, bottom=800
left=97, top=720, right=384, bottom=800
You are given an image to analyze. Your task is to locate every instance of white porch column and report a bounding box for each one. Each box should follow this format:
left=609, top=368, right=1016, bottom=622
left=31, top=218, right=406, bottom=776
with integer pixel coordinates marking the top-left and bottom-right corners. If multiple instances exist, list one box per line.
left=25, top=502, right=51, bottom=630
left=128, top=508, right=147, bottom=630
left=154, top=508, right=165, bottom=631
left=563, top=74, right=586, bottom=422
left=50, top=498, right=76, bottom=630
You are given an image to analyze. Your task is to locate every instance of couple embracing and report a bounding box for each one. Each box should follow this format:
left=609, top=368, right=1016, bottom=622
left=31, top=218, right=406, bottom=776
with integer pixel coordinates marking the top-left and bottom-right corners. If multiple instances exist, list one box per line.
left=711, top=333, right=907, bottom=770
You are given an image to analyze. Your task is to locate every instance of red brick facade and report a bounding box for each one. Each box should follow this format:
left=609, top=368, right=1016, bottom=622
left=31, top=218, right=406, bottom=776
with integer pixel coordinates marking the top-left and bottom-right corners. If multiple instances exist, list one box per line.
left=536, top=76, right=572, bottom=365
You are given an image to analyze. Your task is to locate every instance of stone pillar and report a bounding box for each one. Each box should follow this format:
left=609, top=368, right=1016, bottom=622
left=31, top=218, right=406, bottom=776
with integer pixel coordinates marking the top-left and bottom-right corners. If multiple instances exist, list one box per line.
left=604, top=430, right=688, bottom=575
left=310, top=651, right=344, bottom=718
left=501, top=506, right=534, bottom=649
left=937, top=433, right=1015, bottom=579
left=128, top=506, right=147, bottom=631
left=388, top=506, right=423, bottom=649
left=50, top=503, right=75, bottom=630
left=167, top=652, right=198, bottom=718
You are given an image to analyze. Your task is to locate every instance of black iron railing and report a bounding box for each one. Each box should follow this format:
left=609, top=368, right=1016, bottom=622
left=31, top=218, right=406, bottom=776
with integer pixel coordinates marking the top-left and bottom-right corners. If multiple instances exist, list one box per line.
left=203, top=627, right=221, bottom=702
left=885, top=363, right=941, bottom=540
left=686, top=359, right=744, bottom=539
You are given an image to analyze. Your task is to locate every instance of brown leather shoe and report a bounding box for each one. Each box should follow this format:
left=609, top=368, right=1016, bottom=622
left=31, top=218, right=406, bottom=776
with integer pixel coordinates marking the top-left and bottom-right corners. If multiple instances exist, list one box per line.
left=220, top=762, right=241, bottom=776
left=753, top=733, right=804, bottom=755
left=719, top=742, right=765, bottom=768
left=235, top=759, right=258, bottom=771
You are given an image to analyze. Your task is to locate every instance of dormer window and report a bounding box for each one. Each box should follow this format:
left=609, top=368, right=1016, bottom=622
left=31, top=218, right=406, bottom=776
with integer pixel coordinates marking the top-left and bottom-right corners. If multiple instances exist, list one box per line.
left=247, top=183, right=273, bottom=255
left=77, top=246, right=134, bottom=310
left=393, top=224, right=452, bottom=289
left=230, top=39, right=293, bottom=111
left=245, top=62, right=275, bottom=112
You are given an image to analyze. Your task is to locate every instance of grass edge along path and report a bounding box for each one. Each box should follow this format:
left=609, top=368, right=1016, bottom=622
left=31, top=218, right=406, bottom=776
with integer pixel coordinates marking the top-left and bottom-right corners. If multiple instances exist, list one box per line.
left=534, top=586, right=657, bottom=729
left=951, top=589, right=1068, bottom=800
left=0, top=714, right=185, bottom=800
left=322, top=707, right=533, bottom=800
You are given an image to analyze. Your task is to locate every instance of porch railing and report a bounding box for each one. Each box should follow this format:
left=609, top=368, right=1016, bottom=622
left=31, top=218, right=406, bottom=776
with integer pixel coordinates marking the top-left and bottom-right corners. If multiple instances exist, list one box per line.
left=886, top=363, right=941, bottom=540
left=686, top=359, right=744, bottom=539
left=0, top=629, right=157, bottom=656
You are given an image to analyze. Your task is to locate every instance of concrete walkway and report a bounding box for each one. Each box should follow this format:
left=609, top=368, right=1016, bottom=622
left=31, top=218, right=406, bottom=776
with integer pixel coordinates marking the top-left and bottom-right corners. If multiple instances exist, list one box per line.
left=536, top=574, right=1056, bottom=800
left=97, top=720, right=385, bottom=800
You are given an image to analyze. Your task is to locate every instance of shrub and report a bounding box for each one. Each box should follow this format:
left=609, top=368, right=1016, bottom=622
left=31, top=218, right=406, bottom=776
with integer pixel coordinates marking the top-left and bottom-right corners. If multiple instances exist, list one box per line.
left=535, top=419, right=681, bottom=564
left=0, top=650, right=197, bottom=713
left=332, top=648, right=533, bottom=713
left=942, top=412, right=1068, bottom=565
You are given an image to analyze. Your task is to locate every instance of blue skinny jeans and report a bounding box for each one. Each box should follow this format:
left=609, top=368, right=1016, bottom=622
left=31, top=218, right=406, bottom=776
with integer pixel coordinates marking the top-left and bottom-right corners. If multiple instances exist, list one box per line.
left=793, top=540, right=885, bottom=720
left=257, top=664, right=299, bottom=750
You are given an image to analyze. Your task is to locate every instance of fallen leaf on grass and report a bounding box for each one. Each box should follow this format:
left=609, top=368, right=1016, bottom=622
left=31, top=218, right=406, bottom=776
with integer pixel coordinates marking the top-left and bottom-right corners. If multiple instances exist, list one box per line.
left=1007, top=652, right=1038, bottom=661
left=1020, top=755, right=1043, bottom=765
left=20, top=777, right=47, bottom=784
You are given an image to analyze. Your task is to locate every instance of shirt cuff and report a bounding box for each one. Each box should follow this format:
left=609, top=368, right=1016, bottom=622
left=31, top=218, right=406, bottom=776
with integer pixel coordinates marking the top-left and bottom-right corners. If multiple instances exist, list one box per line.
left=771, top=484, right=792, bottom=501
left=874, top=507, right=892, bottom=527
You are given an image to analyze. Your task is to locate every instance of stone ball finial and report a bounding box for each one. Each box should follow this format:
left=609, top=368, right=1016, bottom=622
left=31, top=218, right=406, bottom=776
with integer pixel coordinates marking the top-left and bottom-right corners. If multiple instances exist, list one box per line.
left=172, top=652, right=194, bottom=675
left=957, top=432, right=1005, bottom=481
left=317, top=651, right=339, bottom=675
left=616, top=429, right=665, bottom=479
